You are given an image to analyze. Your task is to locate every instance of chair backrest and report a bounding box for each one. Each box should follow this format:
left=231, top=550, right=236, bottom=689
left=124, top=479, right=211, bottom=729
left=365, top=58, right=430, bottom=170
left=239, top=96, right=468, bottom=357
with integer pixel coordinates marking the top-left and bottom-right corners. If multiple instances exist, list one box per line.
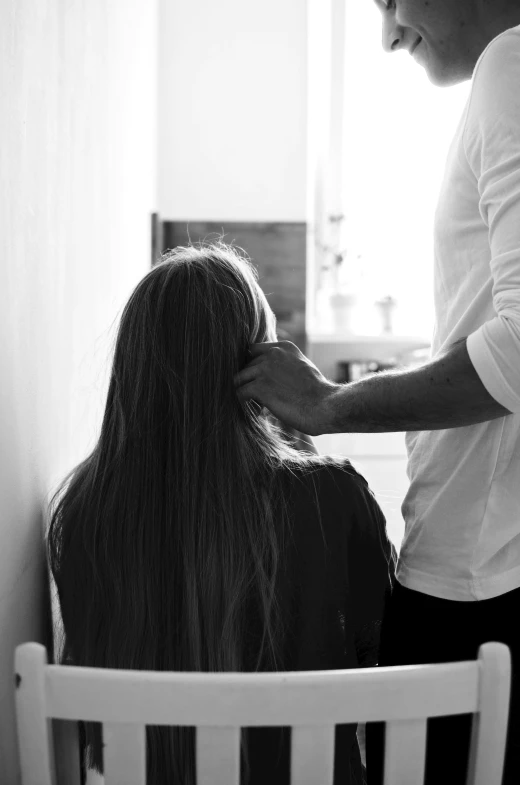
left=14, top=641, right=510, bottom=785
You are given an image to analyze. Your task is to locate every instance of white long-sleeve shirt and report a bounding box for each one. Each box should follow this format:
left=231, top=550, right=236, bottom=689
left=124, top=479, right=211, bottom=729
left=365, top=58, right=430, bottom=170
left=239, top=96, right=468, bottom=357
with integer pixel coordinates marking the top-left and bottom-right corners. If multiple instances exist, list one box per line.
left=397, top=24, right=520, bottom=601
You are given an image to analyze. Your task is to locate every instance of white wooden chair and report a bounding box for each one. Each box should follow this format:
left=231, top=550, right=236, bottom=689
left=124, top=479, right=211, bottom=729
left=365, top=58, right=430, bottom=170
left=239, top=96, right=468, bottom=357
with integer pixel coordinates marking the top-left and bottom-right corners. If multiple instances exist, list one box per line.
left=15, top=641, right=511, bottom=785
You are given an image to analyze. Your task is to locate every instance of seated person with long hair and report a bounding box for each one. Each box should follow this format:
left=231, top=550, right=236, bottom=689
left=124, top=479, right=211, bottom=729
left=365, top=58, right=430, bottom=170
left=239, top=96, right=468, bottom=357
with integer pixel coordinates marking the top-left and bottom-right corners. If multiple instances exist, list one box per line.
left=46, top=242, right=397, bottom=785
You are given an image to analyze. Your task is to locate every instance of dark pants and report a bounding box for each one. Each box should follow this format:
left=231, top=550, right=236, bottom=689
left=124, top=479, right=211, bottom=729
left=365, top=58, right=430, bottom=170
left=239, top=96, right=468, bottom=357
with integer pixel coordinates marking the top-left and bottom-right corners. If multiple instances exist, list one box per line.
left=365, top=581, right=520, bottom=785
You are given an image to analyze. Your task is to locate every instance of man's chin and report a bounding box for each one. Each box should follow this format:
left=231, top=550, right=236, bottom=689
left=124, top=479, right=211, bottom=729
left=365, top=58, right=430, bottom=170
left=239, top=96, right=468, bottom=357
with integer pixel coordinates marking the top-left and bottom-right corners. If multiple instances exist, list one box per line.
left=421, top=56, right=473, bottom=88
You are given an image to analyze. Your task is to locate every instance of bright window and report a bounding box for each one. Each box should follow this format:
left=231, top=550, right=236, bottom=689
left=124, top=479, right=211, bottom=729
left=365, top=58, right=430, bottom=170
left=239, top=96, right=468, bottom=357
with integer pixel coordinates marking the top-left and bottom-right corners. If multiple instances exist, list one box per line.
left=321, top=0, right=471, bottom=338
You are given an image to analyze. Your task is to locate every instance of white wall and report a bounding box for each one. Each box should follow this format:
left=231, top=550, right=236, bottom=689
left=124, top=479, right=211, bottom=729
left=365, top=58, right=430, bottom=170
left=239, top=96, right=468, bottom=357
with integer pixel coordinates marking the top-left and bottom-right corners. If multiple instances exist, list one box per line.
left=157, top=0, right=308, bottom=222
left=0, top=0, right=157, bottom=779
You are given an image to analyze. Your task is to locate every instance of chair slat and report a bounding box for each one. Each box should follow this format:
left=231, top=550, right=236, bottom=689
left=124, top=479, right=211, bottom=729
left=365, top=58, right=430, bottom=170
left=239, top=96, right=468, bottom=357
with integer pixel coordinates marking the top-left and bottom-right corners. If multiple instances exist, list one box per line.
left=466, top=643, right=511, bottom=785
left=45, top=661, right=480, bottom=725
left=103, top=723, right=146, bottom=785
left=383, top=718, right=427, bottom=785
left=15, top=643, right=57, bottom=785
left=196, top=726, right=240, bottom=785
left=291, top=725, right=335, bottom=785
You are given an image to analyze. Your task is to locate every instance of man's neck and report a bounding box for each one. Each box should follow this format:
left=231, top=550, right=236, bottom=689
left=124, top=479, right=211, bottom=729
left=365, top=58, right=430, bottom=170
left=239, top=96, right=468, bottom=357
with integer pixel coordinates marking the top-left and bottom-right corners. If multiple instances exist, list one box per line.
left=466, top=4, right=520, bottom=73
left=479, top=4, right=520, bottom=47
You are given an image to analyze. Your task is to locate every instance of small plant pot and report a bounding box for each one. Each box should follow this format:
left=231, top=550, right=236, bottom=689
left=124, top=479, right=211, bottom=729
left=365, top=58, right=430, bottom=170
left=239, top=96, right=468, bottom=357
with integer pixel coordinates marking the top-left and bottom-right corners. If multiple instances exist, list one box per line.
left=375, top=296, right=397, bottom=335
left=329, top=291, right=357, bottom=333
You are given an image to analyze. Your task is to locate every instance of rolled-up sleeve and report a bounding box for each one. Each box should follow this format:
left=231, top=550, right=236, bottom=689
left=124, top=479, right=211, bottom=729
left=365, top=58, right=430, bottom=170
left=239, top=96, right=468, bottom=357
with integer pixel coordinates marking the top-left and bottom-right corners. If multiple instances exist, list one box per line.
left=464, top=32, right=520, bottom=413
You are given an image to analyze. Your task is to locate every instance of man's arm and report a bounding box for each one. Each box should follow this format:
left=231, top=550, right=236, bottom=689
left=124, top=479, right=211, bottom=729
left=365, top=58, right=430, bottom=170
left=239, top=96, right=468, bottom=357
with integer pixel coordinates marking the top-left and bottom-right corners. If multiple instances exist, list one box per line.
left=324, top=337, right=511, bottom=433
left=234, top=337, right=512, bottom=435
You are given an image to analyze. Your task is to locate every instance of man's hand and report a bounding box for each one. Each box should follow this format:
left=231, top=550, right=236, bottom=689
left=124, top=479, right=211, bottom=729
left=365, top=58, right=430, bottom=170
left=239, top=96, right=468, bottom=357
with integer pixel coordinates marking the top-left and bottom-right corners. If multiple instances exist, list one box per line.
left=235, top=337, right=512, bottom=436
left=234, top=341, right=339, bottom=436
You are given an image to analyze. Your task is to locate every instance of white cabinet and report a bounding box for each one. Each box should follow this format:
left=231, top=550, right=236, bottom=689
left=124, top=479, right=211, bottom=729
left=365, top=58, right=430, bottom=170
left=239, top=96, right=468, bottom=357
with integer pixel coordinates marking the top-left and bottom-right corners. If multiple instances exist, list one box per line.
left=307, top=333, right=431, bottom=382
left=307, top=334, right=430, bottom=552
left=313, top=433, right=408, bottom=552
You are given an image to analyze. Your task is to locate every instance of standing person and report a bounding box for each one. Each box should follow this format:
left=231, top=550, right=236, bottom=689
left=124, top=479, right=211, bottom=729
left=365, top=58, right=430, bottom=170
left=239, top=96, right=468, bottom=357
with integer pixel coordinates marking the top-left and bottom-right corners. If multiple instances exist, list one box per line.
left=234, top=2, right=520, bottom=783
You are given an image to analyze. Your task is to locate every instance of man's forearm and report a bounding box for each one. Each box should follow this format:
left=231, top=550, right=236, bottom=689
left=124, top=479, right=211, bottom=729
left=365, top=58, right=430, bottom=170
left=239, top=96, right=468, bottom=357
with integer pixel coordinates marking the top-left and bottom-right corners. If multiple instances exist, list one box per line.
left=324, top=338, right=512, bottom=433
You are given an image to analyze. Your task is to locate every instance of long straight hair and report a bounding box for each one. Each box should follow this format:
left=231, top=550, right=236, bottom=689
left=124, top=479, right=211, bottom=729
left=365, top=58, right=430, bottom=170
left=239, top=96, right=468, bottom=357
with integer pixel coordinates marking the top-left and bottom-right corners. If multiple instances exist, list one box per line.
left=46, top=242, right=333, bottom=783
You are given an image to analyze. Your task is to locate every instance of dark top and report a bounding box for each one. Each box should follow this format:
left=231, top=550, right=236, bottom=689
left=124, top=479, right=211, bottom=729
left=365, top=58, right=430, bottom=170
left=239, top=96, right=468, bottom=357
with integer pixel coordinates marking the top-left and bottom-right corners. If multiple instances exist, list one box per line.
left=78, top=457, right=396, bottom=785
left=243, top=458, right=397, bottom=785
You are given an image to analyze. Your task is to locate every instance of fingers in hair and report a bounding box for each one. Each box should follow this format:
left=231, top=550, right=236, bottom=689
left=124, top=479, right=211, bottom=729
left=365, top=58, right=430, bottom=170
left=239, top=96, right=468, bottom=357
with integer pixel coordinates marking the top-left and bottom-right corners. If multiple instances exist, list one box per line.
left=234, top=365, right=261, bottom=388
left=236, top=382, right=262, bottom=402
left=248, top=341, right=283, bottom=357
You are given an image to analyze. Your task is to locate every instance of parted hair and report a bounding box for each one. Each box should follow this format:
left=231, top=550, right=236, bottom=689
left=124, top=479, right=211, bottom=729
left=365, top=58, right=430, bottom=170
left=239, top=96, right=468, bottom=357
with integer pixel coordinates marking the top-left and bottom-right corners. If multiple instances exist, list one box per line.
left=46, top=241, right=336, bottom=783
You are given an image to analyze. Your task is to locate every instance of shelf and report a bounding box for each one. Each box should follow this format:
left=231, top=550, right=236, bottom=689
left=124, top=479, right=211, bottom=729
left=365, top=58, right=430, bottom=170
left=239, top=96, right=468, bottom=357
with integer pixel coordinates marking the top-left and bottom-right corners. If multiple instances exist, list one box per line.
left=307, top=333, right=430, bottom=347
left=306, top=333, right=431, bottom=380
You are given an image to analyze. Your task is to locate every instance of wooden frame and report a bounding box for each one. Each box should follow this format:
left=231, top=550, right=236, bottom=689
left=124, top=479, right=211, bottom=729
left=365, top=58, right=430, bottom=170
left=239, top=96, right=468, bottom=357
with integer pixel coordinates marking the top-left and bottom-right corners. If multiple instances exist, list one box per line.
left=14, top=641, right=511, bottom=785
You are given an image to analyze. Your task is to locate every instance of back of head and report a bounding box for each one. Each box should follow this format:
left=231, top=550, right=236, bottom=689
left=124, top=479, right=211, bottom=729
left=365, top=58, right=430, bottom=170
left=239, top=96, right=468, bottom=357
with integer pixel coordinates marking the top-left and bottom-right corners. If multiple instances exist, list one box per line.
left=112, top=241, right=278, bottom=450
left=46, top=241, right=324, bottom=781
